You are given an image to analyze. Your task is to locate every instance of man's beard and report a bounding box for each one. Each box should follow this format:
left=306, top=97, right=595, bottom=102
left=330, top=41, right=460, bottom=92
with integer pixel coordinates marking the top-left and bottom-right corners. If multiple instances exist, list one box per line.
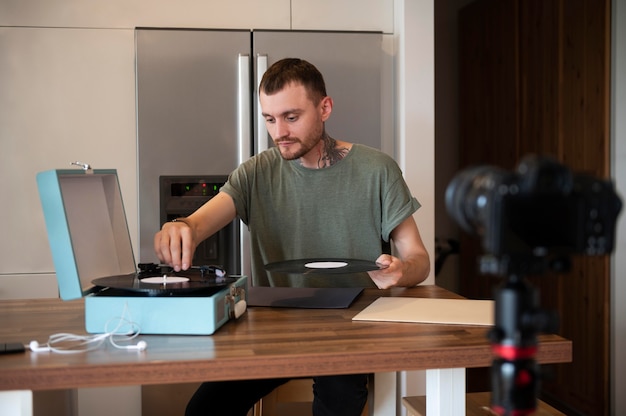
left=275, top=127, right=325, bottom=161
left=277, top=138, right=318, bottom=160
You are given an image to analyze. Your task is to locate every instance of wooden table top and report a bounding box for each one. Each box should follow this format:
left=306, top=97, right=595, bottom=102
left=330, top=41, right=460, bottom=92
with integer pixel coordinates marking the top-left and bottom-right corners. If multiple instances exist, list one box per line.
left=0, top=285, right=571, bottom=391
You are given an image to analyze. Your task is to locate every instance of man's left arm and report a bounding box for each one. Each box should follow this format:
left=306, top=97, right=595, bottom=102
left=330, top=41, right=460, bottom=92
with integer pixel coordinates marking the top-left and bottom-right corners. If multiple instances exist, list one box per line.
left=369, top=216, right=430, bottom=289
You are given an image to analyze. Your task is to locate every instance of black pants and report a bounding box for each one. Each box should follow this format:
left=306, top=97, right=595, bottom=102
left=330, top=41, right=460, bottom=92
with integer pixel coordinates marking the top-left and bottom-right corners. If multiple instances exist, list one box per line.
left=185, top=374, right=369, bottom=416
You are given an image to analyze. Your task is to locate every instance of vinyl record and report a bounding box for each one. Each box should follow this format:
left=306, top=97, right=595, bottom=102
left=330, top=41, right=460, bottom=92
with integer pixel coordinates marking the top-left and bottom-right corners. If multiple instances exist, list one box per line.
left=264, top=258, right=380, bottom=274
left=92, top=270, right=236, bottom=296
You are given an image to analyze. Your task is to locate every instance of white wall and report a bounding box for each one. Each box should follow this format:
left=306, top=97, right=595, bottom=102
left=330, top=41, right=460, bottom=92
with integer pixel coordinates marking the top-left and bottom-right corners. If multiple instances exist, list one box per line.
left=612, top=1, right=625, bottom=415
left=392, top=2, right=435, bottom=414
left=394, top=0, right=435, bottom=287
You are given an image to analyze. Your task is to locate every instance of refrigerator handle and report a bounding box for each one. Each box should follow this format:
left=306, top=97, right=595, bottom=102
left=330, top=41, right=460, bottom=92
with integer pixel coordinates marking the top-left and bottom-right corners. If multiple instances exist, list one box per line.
left=237, top=54, right=251, bottom=164
left=237, top=54, right=252, bottom=279
left=255, top=54, right=269, bottom=153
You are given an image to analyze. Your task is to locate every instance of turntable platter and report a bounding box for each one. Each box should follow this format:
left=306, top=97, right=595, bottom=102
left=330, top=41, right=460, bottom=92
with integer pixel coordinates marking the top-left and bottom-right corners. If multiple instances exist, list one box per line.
left=92, top=270, right=236, bottom=296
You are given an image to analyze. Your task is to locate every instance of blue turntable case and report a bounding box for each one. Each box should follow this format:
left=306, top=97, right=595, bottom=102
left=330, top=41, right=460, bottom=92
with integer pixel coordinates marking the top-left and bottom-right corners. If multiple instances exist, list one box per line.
left=36, top=167, right=247, bottom=335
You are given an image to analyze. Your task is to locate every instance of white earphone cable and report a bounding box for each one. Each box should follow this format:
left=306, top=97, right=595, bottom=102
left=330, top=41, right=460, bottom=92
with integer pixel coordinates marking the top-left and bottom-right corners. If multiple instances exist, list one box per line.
left=31, top=303, right=145, bottom=353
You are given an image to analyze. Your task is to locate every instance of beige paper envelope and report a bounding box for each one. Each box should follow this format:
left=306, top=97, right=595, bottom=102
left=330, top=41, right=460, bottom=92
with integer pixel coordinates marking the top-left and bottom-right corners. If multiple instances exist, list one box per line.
left=352, top=297, right=494, bottom=326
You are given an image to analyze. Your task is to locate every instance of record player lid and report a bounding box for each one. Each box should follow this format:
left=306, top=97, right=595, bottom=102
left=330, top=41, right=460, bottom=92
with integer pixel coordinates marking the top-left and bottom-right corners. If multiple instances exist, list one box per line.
left=37, top=168, right=136, bottom=300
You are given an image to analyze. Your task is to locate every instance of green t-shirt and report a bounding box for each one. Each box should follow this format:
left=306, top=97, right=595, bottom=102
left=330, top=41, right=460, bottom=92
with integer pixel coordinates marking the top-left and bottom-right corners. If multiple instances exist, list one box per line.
left=221, top=144, right=420, bottom=287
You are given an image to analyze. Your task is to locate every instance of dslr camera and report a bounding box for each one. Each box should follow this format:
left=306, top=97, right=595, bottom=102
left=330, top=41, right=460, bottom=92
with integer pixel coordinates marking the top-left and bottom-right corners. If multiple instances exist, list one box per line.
left=445, top=155, right=621, bottom=415
left=445, top=155, right=621, bottom=274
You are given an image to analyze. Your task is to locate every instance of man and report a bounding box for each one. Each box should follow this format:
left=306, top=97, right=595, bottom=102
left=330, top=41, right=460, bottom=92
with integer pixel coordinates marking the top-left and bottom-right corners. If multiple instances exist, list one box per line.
left=154, top=58, right=430, bottom=416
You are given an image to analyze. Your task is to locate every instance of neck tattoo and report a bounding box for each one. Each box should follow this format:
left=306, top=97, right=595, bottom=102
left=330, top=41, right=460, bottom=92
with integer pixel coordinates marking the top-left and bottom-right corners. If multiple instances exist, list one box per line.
left=315, top=134, right=349, bottom=168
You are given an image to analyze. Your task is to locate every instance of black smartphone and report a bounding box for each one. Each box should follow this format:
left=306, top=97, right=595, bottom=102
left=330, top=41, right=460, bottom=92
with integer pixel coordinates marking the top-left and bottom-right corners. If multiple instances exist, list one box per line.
left=0, top=342, right=26, bottom=354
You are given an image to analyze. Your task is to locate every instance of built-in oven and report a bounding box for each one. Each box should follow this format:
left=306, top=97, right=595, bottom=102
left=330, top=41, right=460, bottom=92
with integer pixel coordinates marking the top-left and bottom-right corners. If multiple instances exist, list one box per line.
left=159, top=175, right=240, bottom=274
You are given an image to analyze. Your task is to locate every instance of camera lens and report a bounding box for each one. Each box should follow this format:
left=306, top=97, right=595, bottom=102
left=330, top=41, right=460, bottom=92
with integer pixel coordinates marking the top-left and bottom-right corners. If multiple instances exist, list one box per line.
left=445, top=165, right=507, bottom=235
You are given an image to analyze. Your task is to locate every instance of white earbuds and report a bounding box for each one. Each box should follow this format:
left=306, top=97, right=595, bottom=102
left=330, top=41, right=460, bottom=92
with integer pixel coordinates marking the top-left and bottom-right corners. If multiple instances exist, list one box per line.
left=125, top=340, right=147, bottom=351
left=29, top=340, right=51, bottom=352
left=30, top=308, right=145, bottom=353
left=29, top=339, right=147, bottom=352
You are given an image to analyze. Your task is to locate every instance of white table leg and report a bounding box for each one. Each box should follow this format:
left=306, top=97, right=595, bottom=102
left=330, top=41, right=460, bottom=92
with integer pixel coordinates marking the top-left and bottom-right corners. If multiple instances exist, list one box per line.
left=372, top=372, right=396, bottom=416
left=0, top=390, right=33, bottom=416
left=426, top=368, right=465, bottom=415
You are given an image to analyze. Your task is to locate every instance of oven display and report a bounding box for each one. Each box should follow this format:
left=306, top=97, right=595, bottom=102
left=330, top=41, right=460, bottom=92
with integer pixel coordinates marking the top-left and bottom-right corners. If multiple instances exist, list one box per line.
left=171, top=182, right=220, bottom=197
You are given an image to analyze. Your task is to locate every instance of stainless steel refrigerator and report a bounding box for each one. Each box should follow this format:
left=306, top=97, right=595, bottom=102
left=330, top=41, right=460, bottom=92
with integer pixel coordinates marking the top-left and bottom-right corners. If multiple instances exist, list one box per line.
left=136, top=28, right=383, bottom=278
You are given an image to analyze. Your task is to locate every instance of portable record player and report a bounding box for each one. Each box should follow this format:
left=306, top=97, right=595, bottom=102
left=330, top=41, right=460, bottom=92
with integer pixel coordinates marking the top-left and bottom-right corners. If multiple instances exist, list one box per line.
left=36, top=165, right=247, bottom=335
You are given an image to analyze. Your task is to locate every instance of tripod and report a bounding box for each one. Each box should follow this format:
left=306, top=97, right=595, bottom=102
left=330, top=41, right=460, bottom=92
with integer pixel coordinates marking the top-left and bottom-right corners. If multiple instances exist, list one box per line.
left=488, top=270, right=558, bottom=415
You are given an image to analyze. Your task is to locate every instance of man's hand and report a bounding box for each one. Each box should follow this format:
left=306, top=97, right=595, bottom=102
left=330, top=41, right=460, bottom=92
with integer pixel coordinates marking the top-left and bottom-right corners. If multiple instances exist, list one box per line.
left=153, top=191, right=238, bottom=272
left=154, top=220, right=196, bottom=272
left=369, top=254, right=403, bottom=289
left=367, top=216, right=430, bottom=289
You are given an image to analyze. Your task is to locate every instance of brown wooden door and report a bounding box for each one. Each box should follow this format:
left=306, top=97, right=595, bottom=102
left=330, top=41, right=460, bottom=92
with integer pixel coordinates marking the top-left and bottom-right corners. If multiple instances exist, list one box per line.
left=458, top=0, right=611, bottom=414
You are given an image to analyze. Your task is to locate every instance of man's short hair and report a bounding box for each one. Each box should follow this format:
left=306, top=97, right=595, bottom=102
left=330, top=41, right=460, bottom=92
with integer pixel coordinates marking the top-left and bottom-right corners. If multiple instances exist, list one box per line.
left=259, top=58, right=327, bottom=105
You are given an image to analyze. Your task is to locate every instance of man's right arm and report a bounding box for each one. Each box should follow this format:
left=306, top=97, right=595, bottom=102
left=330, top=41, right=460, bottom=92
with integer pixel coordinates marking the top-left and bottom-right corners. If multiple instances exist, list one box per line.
left=154, top=191, right=237, bottom=271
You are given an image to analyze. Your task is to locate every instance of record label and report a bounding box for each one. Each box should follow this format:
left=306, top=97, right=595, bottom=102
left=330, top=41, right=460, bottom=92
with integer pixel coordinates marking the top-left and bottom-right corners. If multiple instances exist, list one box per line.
left=141, top=276, right=190, bottom=284
left=304, top=261, right=348, bottom=269
left=265, top=258, right=380, bottom=274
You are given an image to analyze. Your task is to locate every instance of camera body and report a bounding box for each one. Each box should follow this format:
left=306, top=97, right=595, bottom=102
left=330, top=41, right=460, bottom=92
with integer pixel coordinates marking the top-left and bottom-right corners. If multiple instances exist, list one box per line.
left=445, top=155, right=621, bottom=415
left=446, top=155, right=621, bottom=262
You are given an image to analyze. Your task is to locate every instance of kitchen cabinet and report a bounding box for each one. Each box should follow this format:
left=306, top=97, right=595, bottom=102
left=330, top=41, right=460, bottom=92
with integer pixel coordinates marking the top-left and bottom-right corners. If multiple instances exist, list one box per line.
left=0, top=27, right=137, bottom=298
left=0, top=0, right=291, bottom=30
left=0, top=0, right=393, bottom=33
left=291, top=0, right=394, bottom=33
